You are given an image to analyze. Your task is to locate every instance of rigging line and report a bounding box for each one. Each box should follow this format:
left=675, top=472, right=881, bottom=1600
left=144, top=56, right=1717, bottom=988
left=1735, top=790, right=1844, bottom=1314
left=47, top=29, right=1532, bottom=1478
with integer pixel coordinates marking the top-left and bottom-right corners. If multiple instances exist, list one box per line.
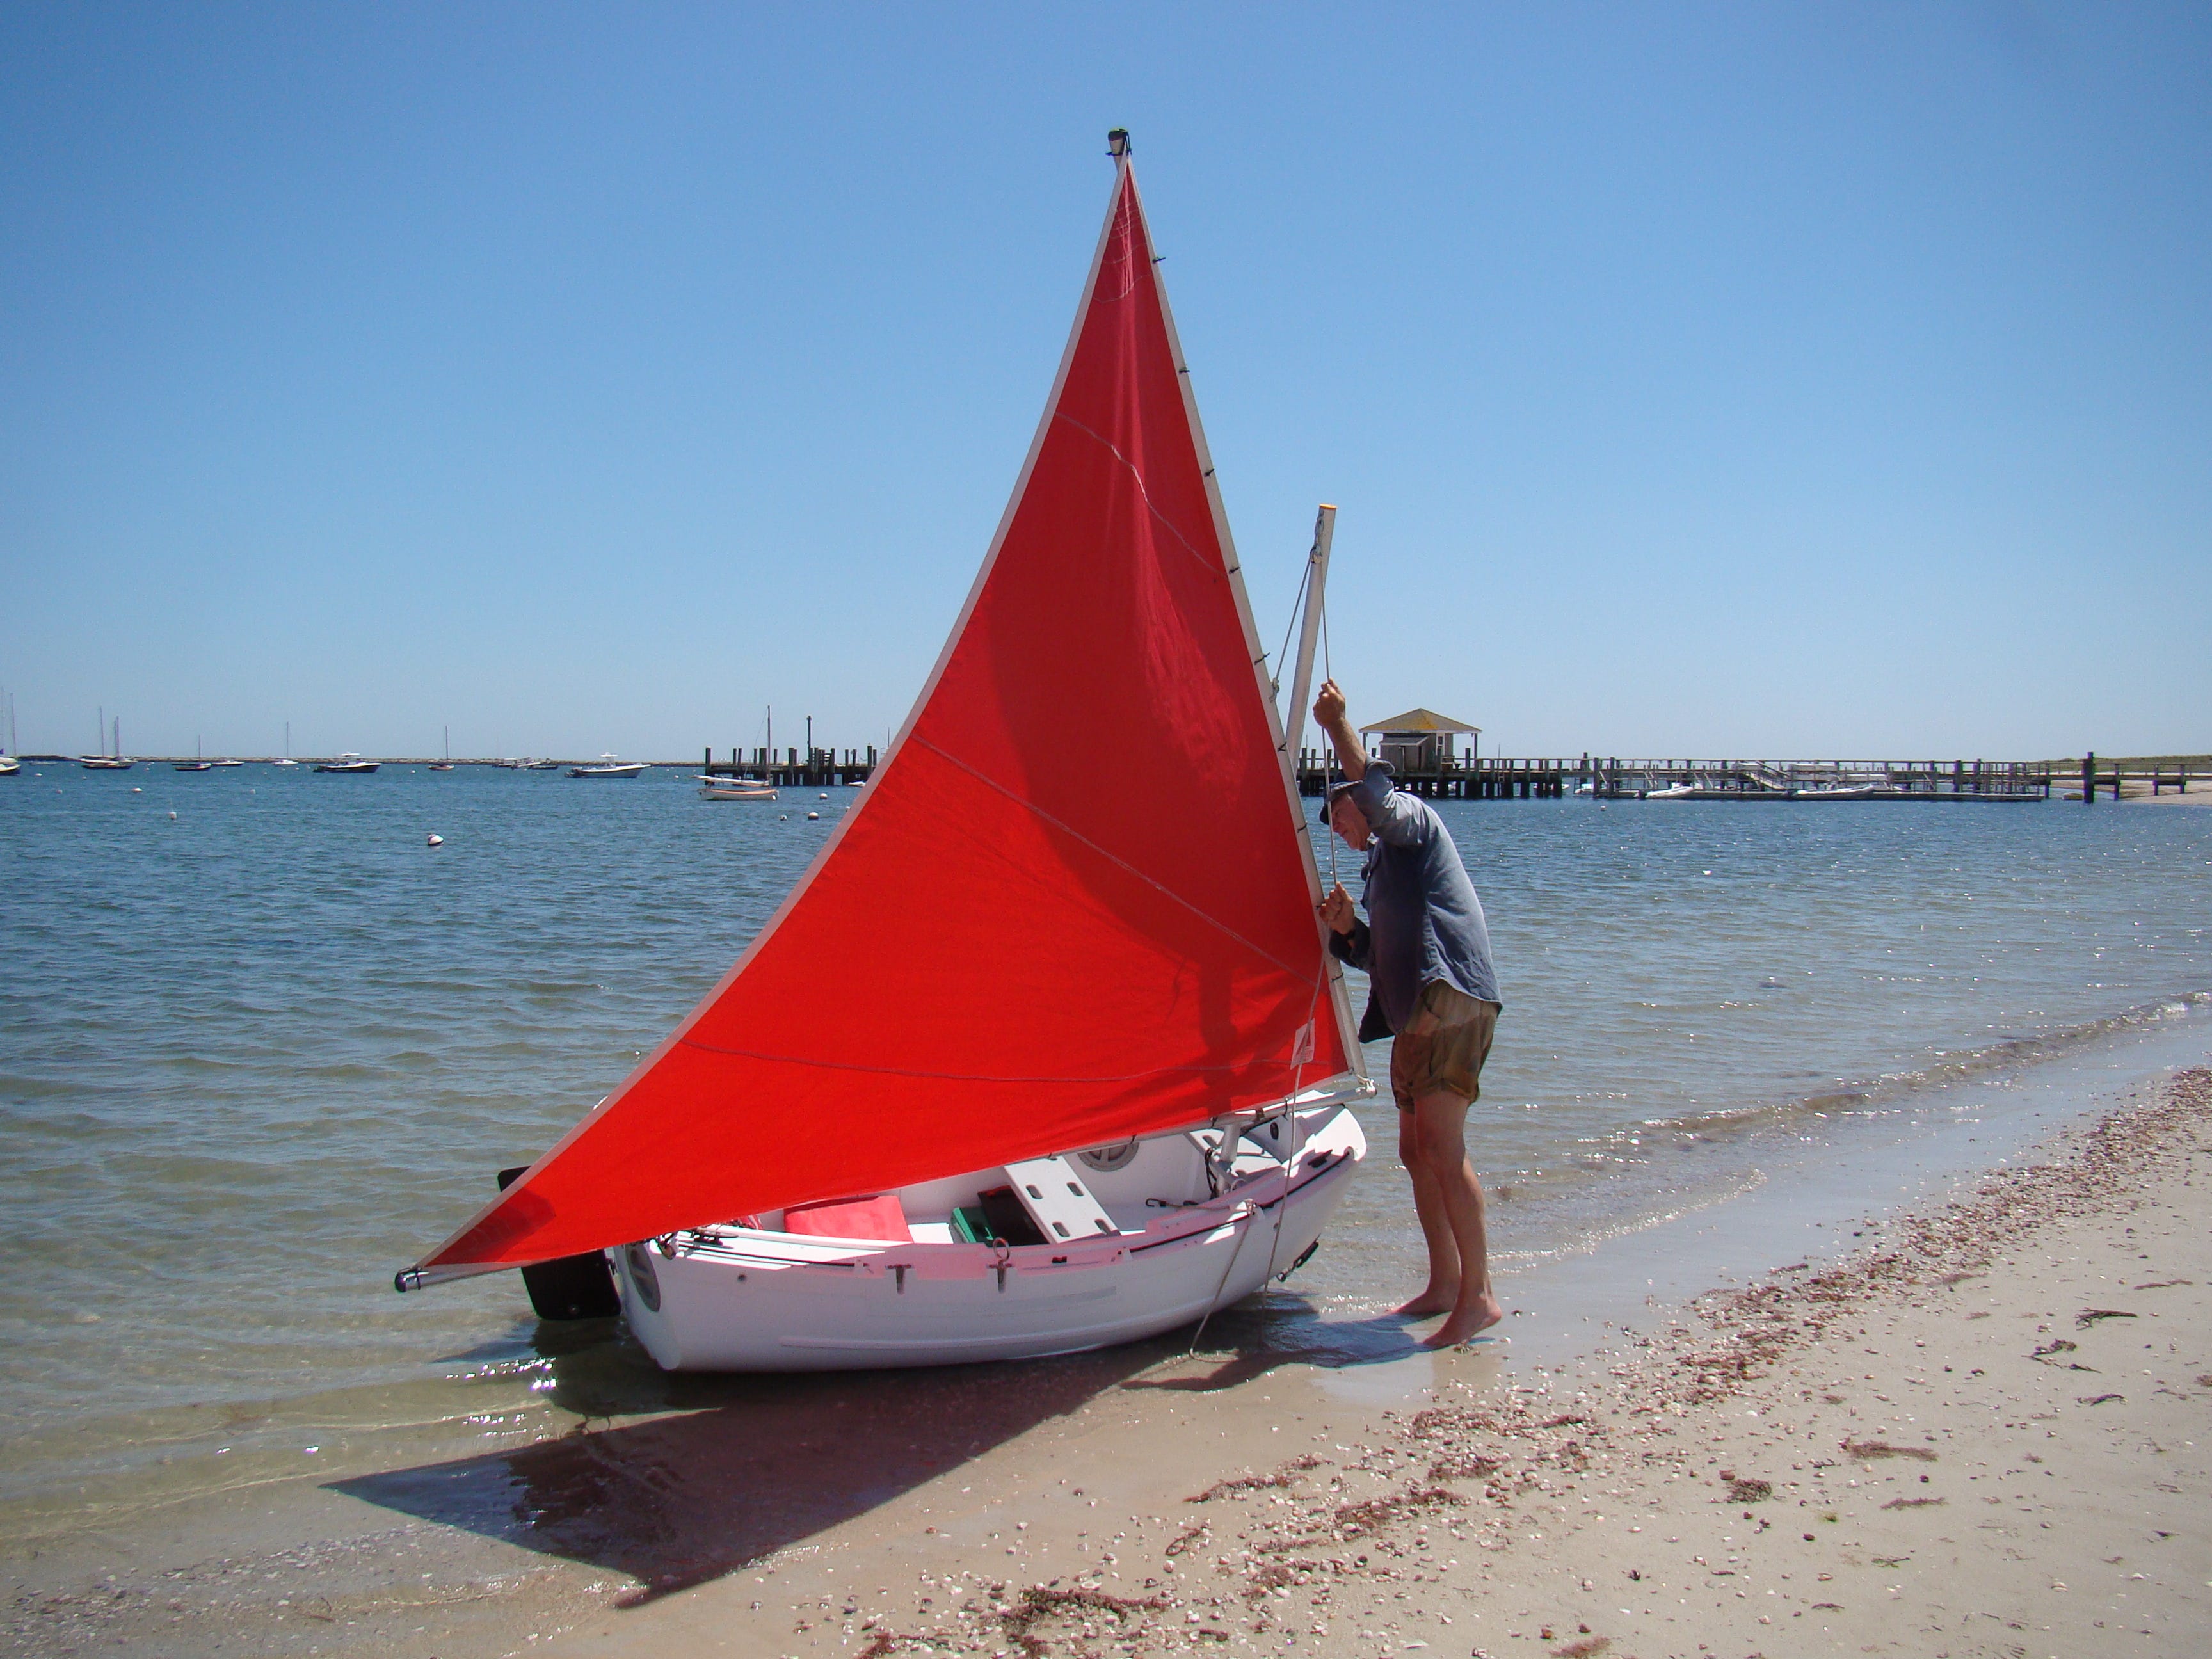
left=1051, top=412, right=1221, bottom=582
left=911, top=733, right=1311, bottom=983
left=1191, top=979, right=1320, bottom=1357
left=1269, top=556, right=1313, bottom=696
left=1320, top=595, right=1340, bottom=890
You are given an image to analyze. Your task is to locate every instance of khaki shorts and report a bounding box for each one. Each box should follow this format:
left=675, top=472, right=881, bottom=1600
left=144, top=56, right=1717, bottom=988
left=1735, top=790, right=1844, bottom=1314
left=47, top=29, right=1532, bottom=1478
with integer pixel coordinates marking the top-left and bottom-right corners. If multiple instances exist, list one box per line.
left=1390, top=980, right=1500, bottom=1111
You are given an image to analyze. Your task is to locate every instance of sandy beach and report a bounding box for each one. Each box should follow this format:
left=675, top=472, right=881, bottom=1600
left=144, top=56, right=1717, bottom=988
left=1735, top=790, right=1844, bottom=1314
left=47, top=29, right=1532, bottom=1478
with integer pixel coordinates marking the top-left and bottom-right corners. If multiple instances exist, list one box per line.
left=9, top=1067, right=2206, bottom=1659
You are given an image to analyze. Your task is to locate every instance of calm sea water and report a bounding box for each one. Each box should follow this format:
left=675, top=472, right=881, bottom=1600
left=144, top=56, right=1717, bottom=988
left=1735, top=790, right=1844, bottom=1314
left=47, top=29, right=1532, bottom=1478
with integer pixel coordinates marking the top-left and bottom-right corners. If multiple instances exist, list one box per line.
left=3, top=764, right=2209, bottom=1533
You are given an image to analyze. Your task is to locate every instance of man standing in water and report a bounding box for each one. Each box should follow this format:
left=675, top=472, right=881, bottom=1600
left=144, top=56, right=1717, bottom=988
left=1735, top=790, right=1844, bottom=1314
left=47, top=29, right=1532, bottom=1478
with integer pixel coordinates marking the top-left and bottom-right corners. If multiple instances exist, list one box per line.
left=1313, top=680, right=1505, bottom=1346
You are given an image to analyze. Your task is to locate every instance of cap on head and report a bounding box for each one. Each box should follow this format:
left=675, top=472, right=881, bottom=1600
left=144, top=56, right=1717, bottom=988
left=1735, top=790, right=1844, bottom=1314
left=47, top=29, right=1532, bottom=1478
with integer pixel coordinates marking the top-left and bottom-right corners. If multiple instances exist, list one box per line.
left=1327, top=781, right=1364, bottom=822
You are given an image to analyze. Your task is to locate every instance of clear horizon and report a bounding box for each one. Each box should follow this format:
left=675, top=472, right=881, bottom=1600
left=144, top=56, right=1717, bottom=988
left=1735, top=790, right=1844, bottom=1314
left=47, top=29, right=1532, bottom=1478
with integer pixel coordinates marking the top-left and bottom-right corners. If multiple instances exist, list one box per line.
left=4, top=5, right=2206, bottom=762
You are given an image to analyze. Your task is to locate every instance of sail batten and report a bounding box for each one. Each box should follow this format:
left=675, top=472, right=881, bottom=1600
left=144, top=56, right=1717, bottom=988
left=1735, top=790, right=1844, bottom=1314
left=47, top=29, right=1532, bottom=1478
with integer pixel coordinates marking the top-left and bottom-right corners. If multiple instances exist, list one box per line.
left=412, top=155, right=1358, bottom=1277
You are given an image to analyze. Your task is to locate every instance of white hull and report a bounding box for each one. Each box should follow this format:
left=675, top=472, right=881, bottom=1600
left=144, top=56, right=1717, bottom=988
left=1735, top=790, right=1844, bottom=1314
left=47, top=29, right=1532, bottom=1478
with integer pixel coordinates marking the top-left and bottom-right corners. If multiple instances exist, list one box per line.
left=568, top=762, right=648, bottom=778
left=609, top=1103, right=1366, bottom=1372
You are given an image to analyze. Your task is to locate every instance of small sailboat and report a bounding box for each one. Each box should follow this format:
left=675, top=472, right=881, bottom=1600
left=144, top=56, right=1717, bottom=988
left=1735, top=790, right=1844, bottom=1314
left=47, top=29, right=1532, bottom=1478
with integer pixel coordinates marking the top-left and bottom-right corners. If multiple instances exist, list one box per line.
left=175, top=737, right=212, bottom=772
left=429, top=726, right=456, bottom=771
left=314, top=753, right=380, bottom=774
left=566, top=754, right=648, bottom=778
left=696, top=775, right=778, bottom=801
left=82, top=715, right=131, bottom=769
left=398, top=134, right=1372, bottom=1371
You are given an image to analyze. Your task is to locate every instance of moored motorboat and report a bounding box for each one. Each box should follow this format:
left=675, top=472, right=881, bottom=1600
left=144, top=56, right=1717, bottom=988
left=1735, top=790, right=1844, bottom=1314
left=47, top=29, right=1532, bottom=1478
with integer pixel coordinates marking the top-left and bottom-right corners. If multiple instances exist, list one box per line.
left=568, top=757, right=648, bottom=778
left=0, top=756, right=18, bottom=778
left=1645, top=781, right=1792, bottom=800
left=173, top=761, right=212, bottom=772
left=79, top=756, right=133, bottom=770
left=314, top=755, right=380, bottom=774
left=1793, top=782, right=1899, bottom=800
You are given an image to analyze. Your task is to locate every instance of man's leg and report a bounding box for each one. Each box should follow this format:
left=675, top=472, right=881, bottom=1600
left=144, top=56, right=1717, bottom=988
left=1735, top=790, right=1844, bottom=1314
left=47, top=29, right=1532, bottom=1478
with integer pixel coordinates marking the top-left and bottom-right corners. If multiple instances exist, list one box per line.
left=1409, top=1090, right=1504, bottom=1347
left=1394, top=1107, right=1460, bottom=1317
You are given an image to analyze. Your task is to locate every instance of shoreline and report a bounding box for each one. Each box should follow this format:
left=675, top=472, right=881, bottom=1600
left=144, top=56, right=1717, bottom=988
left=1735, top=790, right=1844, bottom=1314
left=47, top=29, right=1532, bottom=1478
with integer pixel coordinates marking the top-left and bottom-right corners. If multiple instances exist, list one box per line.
left=8, top=1059, right=2209, bottom=1656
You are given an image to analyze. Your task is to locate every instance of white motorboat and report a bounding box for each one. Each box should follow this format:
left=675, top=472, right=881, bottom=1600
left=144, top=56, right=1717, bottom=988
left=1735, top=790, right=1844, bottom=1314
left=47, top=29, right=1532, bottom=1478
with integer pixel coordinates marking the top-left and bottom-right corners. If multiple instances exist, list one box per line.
left=696, top=775, right=778, bottom=800
left=1645, top=781, right=1791, bottom=800
left=568, top=756, right=648, bottom=779
left=399, top=133, right=1372, bottom=1372
left=1793, top=782, right=1897, bottom=800
left=79, top=756, right=133, bottom=771
left=314, top=755, right=380, bottom=774
left=0, top=757, right=19, bottom=778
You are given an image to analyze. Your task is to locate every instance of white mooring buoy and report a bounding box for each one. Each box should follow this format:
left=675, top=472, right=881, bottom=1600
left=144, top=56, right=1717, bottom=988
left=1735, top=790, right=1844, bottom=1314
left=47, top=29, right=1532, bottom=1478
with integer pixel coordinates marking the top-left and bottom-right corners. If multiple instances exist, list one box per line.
left=806, top=811, right=821, bottom=820
left=167, top=811, right=177, bottom=821
left=426, top=833, right=445, bottom=847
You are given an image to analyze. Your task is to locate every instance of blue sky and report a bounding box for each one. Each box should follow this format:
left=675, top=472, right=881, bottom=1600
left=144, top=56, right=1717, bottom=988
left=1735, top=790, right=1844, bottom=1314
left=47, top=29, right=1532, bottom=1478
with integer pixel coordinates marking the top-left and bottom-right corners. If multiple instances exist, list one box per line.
left=3, top=4, right=2206, bottom=760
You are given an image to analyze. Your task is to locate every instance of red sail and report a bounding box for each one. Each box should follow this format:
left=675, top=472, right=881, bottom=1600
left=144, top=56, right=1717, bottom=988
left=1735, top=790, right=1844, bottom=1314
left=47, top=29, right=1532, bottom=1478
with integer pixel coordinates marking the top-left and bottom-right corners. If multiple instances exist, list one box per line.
left=417, top=161, right=1356, bottom=1274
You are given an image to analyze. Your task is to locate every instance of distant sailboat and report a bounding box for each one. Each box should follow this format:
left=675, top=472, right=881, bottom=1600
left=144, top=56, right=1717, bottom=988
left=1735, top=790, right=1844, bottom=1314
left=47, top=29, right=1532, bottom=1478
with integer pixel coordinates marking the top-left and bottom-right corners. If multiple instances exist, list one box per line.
left=175, top=737, right=212, bottom=772
left=82, top=713, right=131, bottom=769
left=429, top=726, right=456, bottom=771
left=696, top=776, right=777, bottom=801
left=275, top=721, right=299, bottom=765
left=399, top=135, right=1372, bottom=1371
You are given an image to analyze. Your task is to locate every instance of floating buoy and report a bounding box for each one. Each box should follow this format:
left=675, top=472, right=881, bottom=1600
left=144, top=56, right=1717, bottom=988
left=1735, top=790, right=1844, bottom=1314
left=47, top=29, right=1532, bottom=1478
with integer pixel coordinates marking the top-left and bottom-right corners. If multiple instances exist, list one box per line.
left=818, top=791, right=828, bottom=799
left=167, top=811, right=177, bottom=821
left=427, top=833, right=445, bottom=847
left=807, top=811, right=821, bottom=820
left=131, top=786, right=143, bottom=793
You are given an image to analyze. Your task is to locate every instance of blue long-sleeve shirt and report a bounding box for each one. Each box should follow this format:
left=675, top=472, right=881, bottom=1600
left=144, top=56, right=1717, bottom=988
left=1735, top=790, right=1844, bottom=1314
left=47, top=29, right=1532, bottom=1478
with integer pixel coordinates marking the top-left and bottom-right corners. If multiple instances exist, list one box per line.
left=1327, top=761, right=1500, bottom=1036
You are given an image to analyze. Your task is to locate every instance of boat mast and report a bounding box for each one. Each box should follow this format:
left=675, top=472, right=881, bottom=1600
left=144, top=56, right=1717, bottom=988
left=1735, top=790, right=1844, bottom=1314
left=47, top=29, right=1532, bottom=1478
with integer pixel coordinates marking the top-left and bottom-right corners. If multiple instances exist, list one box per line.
left=1280, top=504, right=1336, bottom=779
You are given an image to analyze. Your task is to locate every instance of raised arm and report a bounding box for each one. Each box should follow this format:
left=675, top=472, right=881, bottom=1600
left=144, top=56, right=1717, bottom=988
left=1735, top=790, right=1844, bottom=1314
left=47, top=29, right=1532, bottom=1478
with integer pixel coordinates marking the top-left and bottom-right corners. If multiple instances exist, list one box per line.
left=1312, top=678, right=1368, bottom=781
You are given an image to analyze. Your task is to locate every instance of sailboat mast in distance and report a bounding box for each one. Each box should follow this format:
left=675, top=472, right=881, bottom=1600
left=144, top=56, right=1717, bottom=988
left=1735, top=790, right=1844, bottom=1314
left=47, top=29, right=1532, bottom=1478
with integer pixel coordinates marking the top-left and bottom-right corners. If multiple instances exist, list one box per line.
left=410, top=138, right=1360, bottom=1280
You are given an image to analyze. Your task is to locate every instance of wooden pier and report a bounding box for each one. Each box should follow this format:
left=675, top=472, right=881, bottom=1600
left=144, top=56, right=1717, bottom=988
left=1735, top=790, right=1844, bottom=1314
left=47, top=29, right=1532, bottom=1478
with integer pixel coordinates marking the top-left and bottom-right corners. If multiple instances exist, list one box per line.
left=2039, top=753, right=2209, bottom=803
left=1294, top=753, right=2069, bottom=801
left=701, top=746, right=877, bottom=788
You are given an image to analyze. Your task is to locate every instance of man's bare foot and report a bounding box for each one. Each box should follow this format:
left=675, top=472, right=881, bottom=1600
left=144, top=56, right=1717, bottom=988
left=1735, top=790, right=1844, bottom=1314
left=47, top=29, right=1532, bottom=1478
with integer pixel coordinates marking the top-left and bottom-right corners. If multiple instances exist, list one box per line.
left=1393, top=1289, right=1457, bottom=1318
left=1423, top=1294, right=1506, bottom=1347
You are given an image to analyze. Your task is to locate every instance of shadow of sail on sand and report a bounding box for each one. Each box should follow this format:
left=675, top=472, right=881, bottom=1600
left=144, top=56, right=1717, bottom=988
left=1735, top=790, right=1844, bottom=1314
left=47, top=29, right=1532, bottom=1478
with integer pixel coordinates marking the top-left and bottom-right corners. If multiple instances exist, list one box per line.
left=328, top=1294, right=1441, bottom=1601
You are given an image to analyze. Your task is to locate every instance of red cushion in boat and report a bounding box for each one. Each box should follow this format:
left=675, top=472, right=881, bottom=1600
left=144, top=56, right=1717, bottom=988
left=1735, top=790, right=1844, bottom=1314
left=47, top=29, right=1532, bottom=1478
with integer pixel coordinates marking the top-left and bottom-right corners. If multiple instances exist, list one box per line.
left=781, top=1193, right=911, bottom=1242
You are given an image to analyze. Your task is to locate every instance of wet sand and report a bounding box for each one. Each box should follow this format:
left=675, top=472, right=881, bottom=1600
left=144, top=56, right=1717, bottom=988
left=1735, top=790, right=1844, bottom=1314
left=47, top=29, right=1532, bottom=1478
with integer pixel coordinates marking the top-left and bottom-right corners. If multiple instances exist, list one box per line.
left=11, top=1068, right=2209, bottom=1658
